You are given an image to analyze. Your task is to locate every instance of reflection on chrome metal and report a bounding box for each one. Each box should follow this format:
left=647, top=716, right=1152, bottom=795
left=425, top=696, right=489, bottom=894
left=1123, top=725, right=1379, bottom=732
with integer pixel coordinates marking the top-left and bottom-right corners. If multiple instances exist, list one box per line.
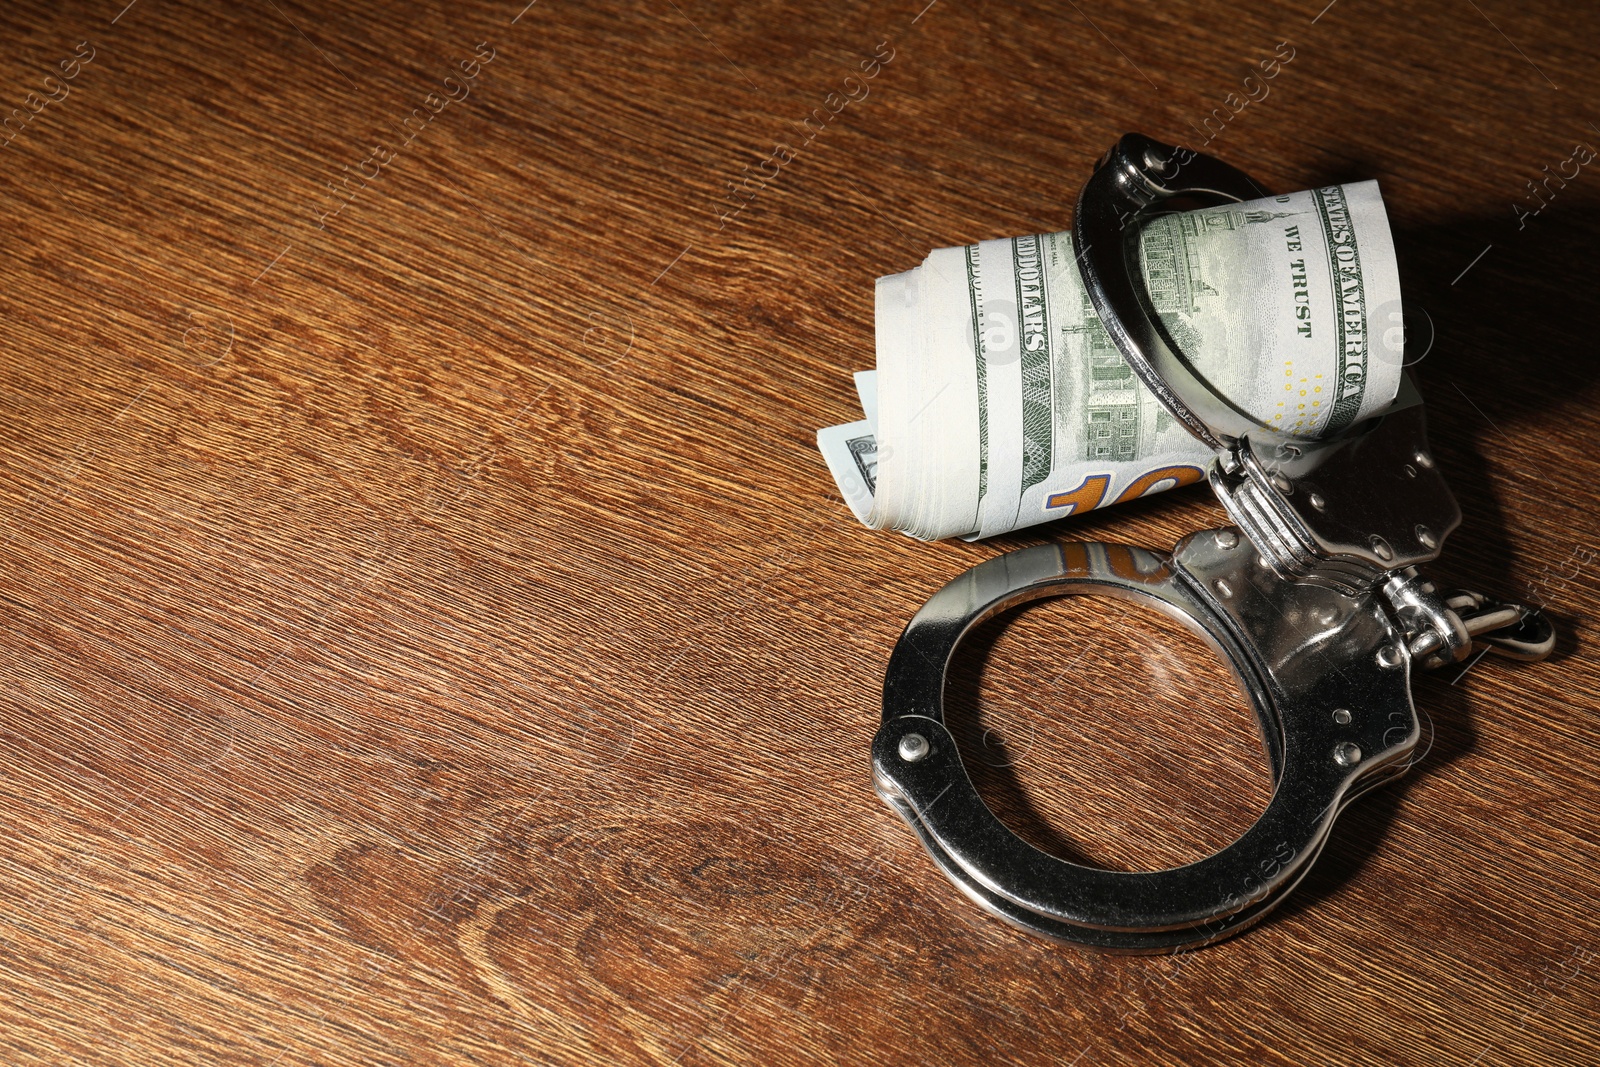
left=875, top=134, right=1557, bottom=952
left=1074, top=135, right=1266, bottom=451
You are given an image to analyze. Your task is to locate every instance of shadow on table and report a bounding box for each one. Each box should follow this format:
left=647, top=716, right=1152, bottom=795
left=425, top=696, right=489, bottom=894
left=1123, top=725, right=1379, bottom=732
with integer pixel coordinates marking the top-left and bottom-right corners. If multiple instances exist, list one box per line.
left=931, top=198, right=1600, bottom=921
left=1279, top=200, right=1599, bottom=918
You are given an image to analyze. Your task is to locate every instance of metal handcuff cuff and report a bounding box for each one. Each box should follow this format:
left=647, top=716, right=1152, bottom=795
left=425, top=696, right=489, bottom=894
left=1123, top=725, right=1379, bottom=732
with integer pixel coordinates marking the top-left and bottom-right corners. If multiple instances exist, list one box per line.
left=871, top=134, right=1556, bottom=952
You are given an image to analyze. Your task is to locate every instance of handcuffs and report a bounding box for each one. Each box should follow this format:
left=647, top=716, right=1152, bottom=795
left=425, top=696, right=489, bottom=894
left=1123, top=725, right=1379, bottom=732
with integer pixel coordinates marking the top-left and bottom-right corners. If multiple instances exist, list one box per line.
left=871, top=134, right=1556, bottom=952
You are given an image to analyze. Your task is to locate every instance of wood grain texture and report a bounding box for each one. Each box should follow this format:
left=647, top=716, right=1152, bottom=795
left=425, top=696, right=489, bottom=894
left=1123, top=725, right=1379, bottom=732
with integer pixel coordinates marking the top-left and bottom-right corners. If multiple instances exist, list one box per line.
left=0, top=0, right=1595, bottom=1063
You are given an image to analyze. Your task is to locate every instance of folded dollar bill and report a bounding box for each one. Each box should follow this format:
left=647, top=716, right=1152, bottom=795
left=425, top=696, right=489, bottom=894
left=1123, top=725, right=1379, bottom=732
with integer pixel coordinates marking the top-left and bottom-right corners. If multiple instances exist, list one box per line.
left=819, top=182, right=1404, bottom=540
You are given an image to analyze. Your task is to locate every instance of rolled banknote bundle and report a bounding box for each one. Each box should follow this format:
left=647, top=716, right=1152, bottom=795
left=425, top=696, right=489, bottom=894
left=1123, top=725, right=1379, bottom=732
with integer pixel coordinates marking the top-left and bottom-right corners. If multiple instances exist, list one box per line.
left=818, top=182, right=1404, bottom=540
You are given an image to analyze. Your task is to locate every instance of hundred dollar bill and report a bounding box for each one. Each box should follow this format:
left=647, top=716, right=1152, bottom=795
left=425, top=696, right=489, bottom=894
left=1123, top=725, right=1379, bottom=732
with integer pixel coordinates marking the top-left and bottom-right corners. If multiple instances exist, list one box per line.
left=816, top=371, right=882, bottom=525
left=818, top=182, right=1403, bottom=540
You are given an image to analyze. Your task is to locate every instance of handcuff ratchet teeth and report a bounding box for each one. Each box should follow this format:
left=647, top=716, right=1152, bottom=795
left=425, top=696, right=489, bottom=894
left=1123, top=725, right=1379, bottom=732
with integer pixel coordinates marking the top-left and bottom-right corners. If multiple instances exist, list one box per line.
left=871, top=134, right=1556, bottom=952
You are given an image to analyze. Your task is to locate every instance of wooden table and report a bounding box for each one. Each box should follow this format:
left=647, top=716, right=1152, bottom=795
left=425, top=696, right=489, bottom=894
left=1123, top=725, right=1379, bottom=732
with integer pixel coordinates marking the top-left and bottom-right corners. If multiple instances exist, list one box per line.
left=1, top=0, right=1595, bottom=1063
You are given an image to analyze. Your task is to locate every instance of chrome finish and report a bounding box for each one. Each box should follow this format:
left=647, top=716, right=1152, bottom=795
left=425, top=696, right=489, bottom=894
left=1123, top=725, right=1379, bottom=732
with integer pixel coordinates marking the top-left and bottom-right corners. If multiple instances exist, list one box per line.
left=1074, top=133, right=1269, bottom=450
left=1440, top=588, right=1556, bottom=663
left=875, top=133, right=1558, bottom=951
left=1207, top=380, right=1463, bottom=595
left=1333, top=742, right=1363, bottom=768
left=898, top=733, right=931, bottom=763
left=873, top=538, right=1421, bottom=952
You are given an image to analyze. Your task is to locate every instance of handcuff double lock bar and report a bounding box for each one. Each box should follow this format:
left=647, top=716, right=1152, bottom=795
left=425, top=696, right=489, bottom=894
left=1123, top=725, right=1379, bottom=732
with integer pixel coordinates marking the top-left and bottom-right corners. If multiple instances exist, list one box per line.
left=871, top=134, right=1555, bottom=952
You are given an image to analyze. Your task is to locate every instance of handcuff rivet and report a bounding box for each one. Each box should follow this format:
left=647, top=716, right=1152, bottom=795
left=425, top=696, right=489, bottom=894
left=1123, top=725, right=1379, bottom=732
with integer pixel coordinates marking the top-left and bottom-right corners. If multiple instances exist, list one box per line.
left=1333, top=741, right=1362, bottom=767
left=1308, top=491, right=1326, bottom=512
left=1376, top=644, right=1403, bottom=669
left=1142, top=144, right=1176, bottom=175
left=1270, top=472, right=1293, bottom=493
left=1332, top=708, right=1352, bottom=725
left=1416, top=524, right=1437, bottom=550
left=1371, top=536, right=1394, bottom=562
left=1214, top=529, right=1239, bottom=550
left=1214, top=579, right=1234, bottom=598
left=1414, top=450, right=1435, bottom=469
left=899, top=733, right=930, bottom=762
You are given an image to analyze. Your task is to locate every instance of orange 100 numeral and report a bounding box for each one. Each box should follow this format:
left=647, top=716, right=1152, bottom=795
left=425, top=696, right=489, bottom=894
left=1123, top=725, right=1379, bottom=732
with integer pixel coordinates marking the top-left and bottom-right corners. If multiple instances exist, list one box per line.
left=1044, top=465, right=1206, bottom=514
